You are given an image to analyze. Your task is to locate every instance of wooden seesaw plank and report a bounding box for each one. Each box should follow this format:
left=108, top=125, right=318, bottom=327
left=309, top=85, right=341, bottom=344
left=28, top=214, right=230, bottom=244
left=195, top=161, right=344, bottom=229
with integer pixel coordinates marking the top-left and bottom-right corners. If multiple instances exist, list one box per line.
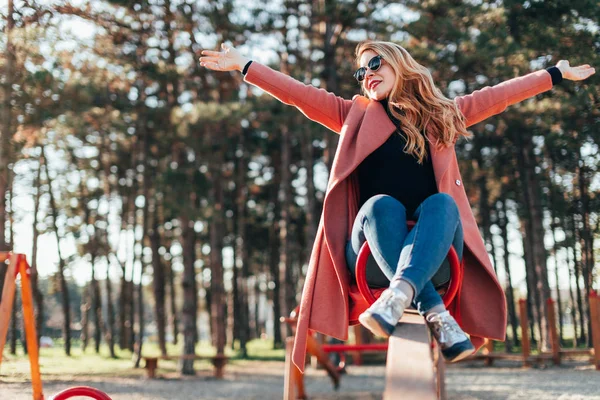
left=384, top=310, right=438, bottom=400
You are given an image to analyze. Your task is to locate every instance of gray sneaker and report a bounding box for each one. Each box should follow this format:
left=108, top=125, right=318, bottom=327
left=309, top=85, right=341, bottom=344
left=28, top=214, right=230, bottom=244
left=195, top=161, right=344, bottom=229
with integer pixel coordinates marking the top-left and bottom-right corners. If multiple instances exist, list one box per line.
left=426, top=310, right=475, bottom=362
left=358, top=287, right=409, bottom=338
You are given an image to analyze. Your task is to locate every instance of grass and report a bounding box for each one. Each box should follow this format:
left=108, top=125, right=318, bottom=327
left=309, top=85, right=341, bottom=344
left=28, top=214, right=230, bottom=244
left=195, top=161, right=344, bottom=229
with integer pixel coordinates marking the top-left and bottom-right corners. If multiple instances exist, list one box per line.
left=2, top=330, right=590, bottom=383
left=0, top=338, right=286, bottom=383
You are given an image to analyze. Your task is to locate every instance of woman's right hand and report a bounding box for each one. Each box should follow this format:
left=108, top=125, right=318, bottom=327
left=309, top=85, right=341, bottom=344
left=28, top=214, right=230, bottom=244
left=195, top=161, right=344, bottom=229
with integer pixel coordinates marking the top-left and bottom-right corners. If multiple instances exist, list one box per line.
left=200, top=43, right=250, bottom=73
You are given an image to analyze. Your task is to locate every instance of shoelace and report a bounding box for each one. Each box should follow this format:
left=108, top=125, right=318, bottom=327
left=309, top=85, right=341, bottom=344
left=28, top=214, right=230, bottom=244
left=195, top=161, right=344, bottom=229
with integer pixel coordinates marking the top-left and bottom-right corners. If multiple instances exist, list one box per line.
left=378, top=290, right=403, bottom=316
left=427, top=313, right=464, bottom=343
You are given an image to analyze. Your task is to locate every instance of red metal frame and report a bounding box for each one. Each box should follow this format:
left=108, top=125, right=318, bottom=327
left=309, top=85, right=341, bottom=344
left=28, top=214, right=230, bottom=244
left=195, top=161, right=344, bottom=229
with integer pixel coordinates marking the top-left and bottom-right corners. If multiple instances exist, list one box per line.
left=321, top=343, right=389, bottom=352
left=356, top=232, right=463, bottom=308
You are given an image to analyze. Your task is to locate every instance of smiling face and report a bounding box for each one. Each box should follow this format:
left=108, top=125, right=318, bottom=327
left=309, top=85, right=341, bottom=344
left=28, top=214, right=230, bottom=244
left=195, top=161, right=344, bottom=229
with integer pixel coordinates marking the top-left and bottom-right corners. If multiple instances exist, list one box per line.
left=358, top=50, right=396, bottom=101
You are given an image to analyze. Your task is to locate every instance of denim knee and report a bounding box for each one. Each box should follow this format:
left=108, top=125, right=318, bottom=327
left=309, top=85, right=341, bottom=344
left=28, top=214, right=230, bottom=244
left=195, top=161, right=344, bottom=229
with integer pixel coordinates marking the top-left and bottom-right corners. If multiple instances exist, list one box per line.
left=362, top=194, right=406, bottom=219
left=421, top=193, right=459, bottom=218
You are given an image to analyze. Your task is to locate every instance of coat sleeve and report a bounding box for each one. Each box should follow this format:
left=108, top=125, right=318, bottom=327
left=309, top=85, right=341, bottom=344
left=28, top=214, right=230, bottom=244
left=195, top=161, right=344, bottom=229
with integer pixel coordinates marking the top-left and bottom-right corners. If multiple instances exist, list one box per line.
left=454, top=70, right=553, bottom=128
left=243, top=62, right=354, bottom=134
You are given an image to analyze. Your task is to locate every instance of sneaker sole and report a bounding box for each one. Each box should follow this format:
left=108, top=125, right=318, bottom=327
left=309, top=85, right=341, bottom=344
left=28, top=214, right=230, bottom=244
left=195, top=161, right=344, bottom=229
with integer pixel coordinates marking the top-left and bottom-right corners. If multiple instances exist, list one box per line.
left=358, top=312, right=395, bottom=338
left=443, top=341, right=475, bottom=363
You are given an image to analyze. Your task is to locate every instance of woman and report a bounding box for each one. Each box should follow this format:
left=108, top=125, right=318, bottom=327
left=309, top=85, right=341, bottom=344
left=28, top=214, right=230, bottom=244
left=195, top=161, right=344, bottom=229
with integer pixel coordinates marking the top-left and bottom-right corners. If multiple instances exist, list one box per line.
left=200, top=41, right=594, bottom=367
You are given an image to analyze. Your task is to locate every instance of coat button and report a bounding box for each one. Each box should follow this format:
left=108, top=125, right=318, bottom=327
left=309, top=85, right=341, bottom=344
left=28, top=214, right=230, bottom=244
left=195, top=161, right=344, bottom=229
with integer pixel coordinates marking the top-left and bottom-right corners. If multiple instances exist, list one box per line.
left=455, top=179, right=461, bottom=186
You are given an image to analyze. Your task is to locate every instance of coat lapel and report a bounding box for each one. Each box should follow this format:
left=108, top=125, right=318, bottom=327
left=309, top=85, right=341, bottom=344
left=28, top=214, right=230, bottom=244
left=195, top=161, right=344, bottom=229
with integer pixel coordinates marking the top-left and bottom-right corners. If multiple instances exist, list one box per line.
left=426, top=129, right=453, bottom=191
left=327, top=100, right=397, bottom=193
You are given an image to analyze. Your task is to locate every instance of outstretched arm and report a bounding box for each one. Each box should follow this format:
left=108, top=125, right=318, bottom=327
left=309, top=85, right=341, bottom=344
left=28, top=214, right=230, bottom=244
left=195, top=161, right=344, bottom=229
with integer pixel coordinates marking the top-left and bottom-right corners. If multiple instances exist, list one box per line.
left=455, top=60, right=595, bottom=128
left=200, top=44, right=354, bottom=134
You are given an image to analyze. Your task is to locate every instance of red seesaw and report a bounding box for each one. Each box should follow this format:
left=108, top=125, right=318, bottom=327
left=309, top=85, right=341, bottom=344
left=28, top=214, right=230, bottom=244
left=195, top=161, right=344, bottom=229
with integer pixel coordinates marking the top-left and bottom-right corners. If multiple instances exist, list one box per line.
left=0, top=252, right=113, bottom=400
left=283, top=221, right=464, bottom=400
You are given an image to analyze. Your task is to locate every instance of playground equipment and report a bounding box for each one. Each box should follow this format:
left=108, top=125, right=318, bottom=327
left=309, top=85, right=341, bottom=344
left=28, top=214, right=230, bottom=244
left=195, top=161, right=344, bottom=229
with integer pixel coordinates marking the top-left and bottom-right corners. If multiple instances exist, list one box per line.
left=283, top=225, right=463, bottom=400
left=0, top=252, right=114, bottom=400
left=469, top=295, right=600, bottom=369
left=142, top=353, right=227, bottom=379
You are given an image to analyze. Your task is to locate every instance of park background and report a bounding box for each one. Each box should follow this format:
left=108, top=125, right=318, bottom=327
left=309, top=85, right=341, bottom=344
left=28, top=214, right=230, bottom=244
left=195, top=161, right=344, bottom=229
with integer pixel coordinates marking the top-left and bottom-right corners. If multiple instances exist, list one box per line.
left=0, top=0, right=599, bottom=393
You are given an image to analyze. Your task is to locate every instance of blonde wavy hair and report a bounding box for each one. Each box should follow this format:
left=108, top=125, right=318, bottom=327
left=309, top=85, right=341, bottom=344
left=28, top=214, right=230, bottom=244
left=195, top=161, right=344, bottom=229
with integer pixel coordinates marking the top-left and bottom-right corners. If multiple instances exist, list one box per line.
left=355, top=41, right=470, bottom=163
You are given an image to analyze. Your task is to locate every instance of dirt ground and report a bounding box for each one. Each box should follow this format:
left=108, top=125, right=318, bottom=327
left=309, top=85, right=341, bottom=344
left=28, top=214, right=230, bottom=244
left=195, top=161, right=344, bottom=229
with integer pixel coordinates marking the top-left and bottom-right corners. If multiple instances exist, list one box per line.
left=2, top=359, right=600, bottom=400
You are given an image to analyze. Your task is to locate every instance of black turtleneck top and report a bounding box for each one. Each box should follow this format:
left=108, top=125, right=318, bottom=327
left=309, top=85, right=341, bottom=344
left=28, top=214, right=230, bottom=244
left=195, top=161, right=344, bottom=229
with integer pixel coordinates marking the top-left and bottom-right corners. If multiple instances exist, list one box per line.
left=356, top=98, right=438, bottom=216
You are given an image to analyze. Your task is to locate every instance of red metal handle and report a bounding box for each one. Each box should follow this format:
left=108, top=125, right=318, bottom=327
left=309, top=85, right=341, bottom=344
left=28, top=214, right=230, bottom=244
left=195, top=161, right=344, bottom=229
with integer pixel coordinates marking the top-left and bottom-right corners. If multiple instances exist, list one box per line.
left=356, top=241, right=376, bottom=304
left=51, top=386, right=113, bottom=400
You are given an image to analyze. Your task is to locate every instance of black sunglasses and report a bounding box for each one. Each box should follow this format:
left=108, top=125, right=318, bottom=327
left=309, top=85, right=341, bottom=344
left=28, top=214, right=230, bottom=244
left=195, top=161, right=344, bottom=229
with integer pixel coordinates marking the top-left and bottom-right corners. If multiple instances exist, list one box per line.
left=354, top=55, right=383, bottom=82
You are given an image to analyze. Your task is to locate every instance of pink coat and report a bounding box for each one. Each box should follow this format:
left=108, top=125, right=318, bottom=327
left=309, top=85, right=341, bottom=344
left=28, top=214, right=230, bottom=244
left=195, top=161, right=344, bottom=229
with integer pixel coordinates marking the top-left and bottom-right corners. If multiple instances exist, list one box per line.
left=243, top=62, right=553, bottom=372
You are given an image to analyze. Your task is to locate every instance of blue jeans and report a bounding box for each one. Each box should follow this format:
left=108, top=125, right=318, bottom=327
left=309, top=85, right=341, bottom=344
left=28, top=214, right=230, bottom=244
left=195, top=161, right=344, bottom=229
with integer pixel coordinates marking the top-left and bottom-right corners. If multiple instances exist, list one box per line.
left=345, top=193, right=464, bottom=314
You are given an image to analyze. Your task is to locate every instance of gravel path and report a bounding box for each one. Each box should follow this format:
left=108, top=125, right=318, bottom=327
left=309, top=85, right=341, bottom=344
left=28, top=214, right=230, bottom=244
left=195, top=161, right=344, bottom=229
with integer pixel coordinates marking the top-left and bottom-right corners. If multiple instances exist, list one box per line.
left=2, top=360, right=599, bottom=399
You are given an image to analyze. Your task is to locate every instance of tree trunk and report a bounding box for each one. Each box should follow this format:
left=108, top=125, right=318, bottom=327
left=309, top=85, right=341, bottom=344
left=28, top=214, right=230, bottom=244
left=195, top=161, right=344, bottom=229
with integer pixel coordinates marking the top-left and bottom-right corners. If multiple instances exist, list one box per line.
left=254, top=277, right=262, bottom=339
left=120, top=133, right=139, bottom=352
left=98, top=132, right=117, bottom=358
left=209, top=155, right=226, bottom=358
left=91, top=253, right=103, bottom=354
left=133, top=167, right=150, bottom=368
left=234, top=129, right=249, bottom=358
left=42, top=146, right=71, bottom=356
left=0, top=0, right=14, bottom=252
left=104, top=258, right=116, bottom=358
left=167, top=258, right=179, bottom=346
left=8, top=173, right=25, bottom=354
left=279, top=124, right=295, bottom=333
left=118, top=269, right=131, bottom=351
left=180, top=217, right=197, bottom=375
left=576, top=163, right=593, bottom=348
left=514, top=133, right=545, bottom=349
left=80, top=284, right=91, bottom=351
left=566, top=247, right=579, bottom=347
left=133, top=82, right=150, bottom=368
left=30, top=156, right=44, bottom=344
left=150, top=206, right=167, bottom=357
left=231, top=244, right=240, bottom=349
left=10, top=292, right=18, bottom=354
left=269, top=190, right=282, bottom=349
left=498, top=199, right=519, bottom=349
left=521, top=226, right=539, bottom=347
left=128, top=280, right=135, bottom=352
left=321, top=15, right=340, bottom=173
left=474, top=143, right=495, bottom=273
left=546, top=160, right=565, bottom=346
left=118, top=195, right=131, bottom=351
left=525, top=144, right=552, bottom=351
left=301, top=126, right=317, bottom=265
left=126, top=188, right=137, bottom=352
left=550, top=224, right=565, bottom=346
left=569, top=215, right=587, bottom=344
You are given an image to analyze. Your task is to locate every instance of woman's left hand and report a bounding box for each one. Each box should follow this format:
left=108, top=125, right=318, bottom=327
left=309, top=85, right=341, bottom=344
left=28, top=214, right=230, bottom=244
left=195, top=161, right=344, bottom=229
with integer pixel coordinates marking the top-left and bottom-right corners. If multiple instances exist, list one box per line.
left=556, top=60, right=595, bottom=81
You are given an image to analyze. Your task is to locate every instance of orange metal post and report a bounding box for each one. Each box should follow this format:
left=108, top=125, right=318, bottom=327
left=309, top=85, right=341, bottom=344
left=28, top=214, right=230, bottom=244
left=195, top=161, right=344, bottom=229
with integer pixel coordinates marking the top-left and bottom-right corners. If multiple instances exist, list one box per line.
left=547, top=298, right=560, bottom=365
left=18, top=255, right=44, bottom=400
left=518, top=299, right=531, bottom=367
left=283, top=336, right=296, bottom=400
left=590, top=292, right=600, bottom=371
left=292, top=360, right=306, bottom=400
left=352, top=325, right=363, bottom=366
left=483, top=338, right=494, bottom=366
left=0, top=253, right=18, bottom=368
